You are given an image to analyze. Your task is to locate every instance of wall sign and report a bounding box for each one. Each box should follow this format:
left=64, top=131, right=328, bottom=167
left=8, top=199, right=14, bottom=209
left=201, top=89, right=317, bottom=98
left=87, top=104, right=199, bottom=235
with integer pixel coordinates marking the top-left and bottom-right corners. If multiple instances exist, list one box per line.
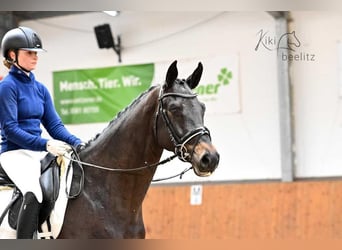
left=53, top=55, right=239, bottom=124
left=190, top=185, right=203, bottom=206
left=53, top=63, right=154, bottom=124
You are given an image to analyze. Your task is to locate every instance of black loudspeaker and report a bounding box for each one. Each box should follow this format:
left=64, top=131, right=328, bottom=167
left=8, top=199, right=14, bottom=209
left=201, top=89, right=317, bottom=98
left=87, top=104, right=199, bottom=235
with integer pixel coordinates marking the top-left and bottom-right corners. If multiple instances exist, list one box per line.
left=94, top=24, right=114, bottom=49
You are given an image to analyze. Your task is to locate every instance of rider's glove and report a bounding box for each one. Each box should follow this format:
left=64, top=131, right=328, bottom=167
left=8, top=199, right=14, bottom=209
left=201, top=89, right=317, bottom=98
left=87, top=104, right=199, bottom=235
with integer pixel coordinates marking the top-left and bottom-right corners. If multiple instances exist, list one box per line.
left=76, top=142, right=86, bottom=153
left=46, top=139, right=72, bottom=156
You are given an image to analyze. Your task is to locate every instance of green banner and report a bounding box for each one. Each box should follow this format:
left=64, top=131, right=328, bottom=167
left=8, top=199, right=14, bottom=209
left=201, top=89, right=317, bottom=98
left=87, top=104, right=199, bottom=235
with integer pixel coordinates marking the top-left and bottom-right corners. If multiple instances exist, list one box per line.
left=53, top=63, right=154, bottom=124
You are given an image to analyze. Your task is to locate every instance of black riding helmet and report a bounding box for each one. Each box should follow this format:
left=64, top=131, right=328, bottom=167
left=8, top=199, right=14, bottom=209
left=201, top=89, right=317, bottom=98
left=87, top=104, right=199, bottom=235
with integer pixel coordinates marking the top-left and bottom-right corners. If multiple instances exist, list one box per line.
left=1, top=26, right=46, bottom=71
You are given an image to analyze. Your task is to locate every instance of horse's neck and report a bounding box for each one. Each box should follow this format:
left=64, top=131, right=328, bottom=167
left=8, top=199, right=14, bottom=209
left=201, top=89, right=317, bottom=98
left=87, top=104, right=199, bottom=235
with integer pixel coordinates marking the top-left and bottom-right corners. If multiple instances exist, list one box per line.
left=81, top=86, right=163, bottom=176
left=81, top=89, right=163, bottom=191
left=69, top=88, right=162, bottom=225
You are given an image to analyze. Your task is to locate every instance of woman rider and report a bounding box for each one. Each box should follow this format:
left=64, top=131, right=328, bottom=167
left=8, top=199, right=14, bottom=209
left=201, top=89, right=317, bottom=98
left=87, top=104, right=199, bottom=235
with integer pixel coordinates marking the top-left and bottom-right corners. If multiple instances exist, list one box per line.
left=0, top=26, right=83, bottom=239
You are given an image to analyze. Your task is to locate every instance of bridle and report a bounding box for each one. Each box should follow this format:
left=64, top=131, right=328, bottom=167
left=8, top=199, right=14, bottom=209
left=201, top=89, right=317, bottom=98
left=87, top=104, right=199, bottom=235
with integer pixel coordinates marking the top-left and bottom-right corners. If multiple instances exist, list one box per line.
left=155, top=84, right=211, bottom=162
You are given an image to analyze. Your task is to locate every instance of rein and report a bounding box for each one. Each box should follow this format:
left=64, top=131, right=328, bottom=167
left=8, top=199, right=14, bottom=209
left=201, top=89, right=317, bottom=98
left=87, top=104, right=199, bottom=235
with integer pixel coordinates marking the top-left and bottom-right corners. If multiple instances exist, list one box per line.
left=65, top=151, right=192, bottom=182
left=65, top=151, right=178, bottom=172
left=64, top=152, right=192, bottom=182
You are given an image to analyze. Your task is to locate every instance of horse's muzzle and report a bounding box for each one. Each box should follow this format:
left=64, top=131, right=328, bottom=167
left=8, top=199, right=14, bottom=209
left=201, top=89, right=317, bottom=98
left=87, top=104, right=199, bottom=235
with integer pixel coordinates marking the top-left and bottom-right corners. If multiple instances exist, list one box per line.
left=192, top=142, right=220, bottom=177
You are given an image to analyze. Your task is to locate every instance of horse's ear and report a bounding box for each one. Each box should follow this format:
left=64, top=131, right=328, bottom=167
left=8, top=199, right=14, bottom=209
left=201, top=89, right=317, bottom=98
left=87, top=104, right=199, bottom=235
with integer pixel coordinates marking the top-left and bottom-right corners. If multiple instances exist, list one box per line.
left=186, top=62, right=203, bottom=89
left=165, top=60, right=178, bottom=89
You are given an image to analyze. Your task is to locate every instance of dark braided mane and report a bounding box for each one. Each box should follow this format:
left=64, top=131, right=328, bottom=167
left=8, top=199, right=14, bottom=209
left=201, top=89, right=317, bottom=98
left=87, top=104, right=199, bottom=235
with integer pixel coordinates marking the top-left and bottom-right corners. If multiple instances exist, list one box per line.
left=109, top=85, right=158, bottom=125
left=85, top=85, right=159, bottom=146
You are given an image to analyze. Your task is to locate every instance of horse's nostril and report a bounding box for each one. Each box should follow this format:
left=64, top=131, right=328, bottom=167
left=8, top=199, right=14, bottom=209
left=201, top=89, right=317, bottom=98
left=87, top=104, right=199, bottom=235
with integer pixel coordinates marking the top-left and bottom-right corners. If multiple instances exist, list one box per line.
left=200, top=152, right=219, bottom=170
left=201, top=153, right=210, bottom=166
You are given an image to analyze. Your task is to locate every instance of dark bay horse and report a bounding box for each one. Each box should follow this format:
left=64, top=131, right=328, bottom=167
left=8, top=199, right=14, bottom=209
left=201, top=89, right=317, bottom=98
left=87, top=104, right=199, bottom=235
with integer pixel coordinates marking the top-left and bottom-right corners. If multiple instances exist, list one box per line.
left=58, top=60, right=220, bottom=238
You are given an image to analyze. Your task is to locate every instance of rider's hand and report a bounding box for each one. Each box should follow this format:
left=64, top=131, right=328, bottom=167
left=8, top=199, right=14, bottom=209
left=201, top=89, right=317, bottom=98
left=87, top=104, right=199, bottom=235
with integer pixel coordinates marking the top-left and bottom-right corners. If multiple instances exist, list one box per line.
left=46, top=139, right=72, bottom=156
left=76, top=142, right=86, bottom=153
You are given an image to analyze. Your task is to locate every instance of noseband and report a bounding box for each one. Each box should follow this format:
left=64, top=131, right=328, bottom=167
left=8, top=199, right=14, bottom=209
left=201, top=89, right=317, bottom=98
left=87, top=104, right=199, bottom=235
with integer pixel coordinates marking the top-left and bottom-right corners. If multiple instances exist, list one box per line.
left=155, top=85, right=211, bottom=162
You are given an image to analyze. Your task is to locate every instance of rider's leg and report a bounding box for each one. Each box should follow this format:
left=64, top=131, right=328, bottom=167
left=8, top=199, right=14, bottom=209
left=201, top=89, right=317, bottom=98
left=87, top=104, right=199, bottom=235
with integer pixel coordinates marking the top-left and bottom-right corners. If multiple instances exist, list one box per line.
left=0, top=150, right=44, bottom=239
left=0, top=150, right=44, bottom=203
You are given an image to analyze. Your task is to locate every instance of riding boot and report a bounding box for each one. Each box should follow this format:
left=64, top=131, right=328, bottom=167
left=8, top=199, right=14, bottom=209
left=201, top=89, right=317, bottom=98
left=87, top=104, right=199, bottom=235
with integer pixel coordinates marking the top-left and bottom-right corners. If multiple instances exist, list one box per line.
left=16, top=192, right=41, bottom=239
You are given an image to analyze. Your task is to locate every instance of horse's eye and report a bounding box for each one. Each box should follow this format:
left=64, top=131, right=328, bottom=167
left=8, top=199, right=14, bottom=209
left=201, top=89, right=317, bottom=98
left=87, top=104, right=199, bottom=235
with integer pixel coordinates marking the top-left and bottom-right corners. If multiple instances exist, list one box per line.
left=168, top=103, right=182, bottom=115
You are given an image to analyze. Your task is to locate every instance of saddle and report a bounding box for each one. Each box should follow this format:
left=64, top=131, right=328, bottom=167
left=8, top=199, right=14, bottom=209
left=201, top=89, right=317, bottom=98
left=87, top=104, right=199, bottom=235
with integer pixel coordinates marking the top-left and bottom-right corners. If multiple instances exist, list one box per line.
left=0, top=153, right=62, bottom=230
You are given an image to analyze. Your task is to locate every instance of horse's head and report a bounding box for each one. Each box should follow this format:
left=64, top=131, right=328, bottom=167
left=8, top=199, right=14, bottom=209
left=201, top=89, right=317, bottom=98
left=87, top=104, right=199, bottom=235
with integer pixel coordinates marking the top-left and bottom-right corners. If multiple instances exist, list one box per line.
left=156, top=60, right=219, bottom=177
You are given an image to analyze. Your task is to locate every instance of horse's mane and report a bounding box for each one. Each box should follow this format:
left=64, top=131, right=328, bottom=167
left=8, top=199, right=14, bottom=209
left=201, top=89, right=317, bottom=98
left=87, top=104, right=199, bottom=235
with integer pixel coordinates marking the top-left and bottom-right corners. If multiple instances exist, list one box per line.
left=85, top=85, right=159, bottom=146
left=109, top=85, right=159, bottom=125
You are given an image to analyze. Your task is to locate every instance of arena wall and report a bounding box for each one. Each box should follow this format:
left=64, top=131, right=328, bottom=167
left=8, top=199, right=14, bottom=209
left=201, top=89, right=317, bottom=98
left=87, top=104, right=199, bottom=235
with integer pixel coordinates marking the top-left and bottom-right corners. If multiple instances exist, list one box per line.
left=143, top=180, right=342, bottom=239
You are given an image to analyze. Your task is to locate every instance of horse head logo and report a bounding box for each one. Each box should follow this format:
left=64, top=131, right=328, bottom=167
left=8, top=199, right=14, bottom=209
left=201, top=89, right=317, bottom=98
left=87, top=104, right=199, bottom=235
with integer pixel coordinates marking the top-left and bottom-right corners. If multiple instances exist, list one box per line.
left=277, top=31, right=301, bottom=52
